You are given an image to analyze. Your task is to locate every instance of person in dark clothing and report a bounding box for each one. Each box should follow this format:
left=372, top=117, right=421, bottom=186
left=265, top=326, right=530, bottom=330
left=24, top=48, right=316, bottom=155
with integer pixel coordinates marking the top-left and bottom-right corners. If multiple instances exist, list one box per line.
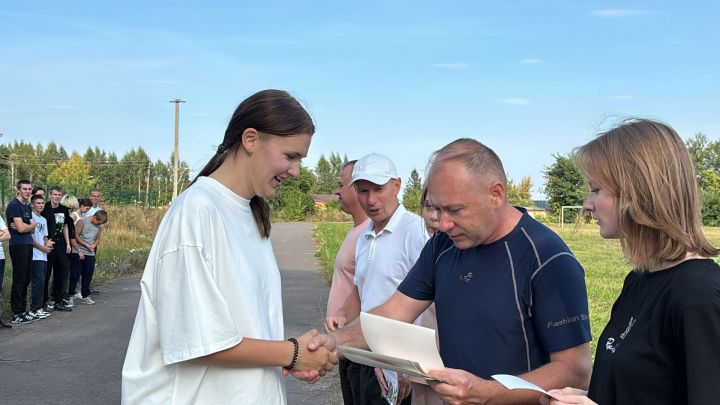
left=6, top=180, right=37, bottom=324
left=41, top=186, right=73, bottom=311
left=546, top=119, right=720, bottom=405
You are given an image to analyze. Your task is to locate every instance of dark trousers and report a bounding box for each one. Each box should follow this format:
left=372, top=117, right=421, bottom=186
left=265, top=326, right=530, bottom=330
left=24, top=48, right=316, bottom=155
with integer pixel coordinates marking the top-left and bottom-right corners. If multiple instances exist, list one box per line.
left=0, top=258, right=5, bottom=293
left=340, top=358, right=362, bottom=405
left=46, top=246, right=69, bottom=303
left=359, top=364, right=412, bottom=405
left=31, top=260, right=47, bottom=312
left=68, top=253, right=81, bottom=295
left=80, top=255, right=96, bottom=298
left=9, top=244, right=33, bottom=315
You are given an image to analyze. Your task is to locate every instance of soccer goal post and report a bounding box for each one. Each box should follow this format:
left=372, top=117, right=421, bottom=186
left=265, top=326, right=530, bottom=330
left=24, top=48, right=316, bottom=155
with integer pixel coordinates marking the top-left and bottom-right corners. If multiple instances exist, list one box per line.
left=560, top=206, right=583, bottom=228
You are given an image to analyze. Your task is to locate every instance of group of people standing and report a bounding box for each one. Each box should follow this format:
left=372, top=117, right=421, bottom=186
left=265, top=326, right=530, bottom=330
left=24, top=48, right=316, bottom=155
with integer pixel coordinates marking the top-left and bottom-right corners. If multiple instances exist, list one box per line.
left=121, top=89, right=720, bottom=405
left=0, top=186, right=107, bottom=327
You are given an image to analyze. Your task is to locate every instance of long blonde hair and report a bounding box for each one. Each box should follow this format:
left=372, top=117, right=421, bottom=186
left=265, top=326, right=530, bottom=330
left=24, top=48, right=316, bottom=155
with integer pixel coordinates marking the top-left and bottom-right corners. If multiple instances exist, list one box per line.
left=574, top=118, right=717, bottom=270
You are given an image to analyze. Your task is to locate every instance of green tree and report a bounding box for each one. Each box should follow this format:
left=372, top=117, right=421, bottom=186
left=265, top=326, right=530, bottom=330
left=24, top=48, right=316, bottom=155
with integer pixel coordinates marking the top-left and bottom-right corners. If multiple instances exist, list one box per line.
left=47, top=152, right=94, bottom=196
left=314, top=155, right=334, bottom=193
left=402, top=169, right=423, bottom=213
left=328, top=152, right=347, bottom=182
left=543, top=154, right=585, bottom=222
left=686, top=133, right=720, bottom=225
left=507, top=176, right=533, bottom=207
left=267, top=165, right=316, bottom=219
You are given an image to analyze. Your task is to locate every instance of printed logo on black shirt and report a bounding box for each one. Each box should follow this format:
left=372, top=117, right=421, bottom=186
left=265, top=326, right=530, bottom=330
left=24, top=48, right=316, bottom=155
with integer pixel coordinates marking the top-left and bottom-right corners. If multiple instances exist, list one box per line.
left=605, top=316, right=636, bottom=353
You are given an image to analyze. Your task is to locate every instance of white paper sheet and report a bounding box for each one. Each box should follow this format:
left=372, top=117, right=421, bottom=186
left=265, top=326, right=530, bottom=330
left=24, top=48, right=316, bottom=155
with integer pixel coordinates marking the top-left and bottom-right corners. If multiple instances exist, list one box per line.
left=360, top=312, right=444, bottom=373
left=491, top=374, right=561, bottom=400
left=340, top=346, right=436, bottom=380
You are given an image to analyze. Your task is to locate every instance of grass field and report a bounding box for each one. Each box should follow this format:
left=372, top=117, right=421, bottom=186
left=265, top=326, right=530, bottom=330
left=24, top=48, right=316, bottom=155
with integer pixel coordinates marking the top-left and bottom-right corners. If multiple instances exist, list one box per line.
left=1, top=205, right=165, bottom=318
left=314, top=221, right=720, bottom=356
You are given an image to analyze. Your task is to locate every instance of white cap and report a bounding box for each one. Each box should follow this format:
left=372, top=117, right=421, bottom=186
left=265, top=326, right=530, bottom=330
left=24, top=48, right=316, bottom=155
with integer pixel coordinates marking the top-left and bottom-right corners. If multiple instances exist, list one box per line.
left=351, top=153, right=398, bottom=186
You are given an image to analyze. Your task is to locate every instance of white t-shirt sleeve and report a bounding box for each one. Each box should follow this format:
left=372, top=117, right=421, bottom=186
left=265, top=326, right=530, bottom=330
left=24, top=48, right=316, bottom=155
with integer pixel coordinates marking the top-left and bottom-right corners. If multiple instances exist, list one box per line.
left=0, top=216, right=7, bottom=231
left=405, top=219, right=428, bottom=268
left=154, top=245, right=243, bottom=365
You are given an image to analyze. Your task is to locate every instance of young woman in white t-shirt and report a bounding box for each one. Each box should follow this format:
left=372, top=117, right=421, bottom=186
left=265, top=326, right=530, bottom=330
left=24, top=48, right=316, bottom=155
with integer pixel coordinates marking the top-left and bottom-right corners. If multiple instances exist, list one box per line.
left=122, top=89, right=337, bottom=404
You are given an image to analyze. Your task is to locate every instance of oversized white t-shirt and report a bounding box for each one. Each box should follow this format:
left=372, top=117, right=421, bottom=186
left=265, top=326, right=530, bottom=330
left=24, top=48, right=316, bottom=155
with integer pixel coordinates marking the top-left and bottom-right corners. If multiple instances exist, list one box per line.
left=122, top=176, right=286, bottom=404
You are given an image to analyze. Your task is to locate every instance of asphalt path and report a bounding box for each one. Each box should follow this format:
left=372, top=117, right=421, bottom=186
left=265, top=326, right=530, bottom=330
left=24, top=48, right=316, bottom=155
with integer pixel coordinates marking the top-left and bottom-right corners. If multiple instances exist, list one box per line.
left=0, top=222, right=341, bottom=404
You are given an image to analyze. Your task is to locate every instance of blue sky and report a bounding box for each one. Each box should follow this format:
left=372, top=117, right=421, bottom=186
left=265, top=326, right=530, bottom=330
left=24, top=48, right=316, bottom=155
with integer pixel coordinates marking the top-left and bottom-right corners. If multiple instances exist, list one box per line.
left=2, top=1, right=718, bottom=198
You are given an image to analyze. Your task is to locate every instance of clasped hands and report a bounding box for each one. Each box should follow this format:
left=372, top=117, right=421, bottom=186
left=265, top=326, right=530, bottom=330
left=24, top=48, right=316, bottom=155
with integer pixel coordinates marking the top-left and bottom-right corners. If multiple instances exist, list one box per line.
left=282, top=329, right=339, bottom=384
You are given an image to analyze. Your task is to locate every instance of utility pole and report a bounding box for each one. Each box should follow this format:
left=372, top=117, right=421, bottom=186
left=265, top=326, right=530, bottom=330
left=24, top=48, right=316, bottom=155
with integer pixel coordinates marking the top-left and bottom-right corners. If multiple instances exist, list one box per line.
left=145, top=160, right=152, bottom=208
left=169, top=98, right=186, bottom=201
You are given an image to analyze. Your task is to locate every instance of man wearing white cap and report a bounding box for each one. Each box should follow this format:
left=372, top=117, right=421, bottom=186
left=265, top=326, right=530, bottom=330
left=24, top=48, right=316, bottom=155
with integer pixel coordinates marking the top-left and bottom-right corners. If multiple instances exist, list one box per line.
left=325, top=152, right=429, bottom=405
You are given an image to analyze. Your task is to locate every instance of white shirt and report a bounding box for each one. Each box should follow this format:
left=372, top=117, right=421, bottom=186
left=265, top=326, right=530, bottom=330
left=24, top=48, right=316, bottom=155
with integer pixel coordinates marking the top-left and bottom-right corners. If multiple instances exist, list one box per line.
left=354, top=204, right=428, bottom=312
left=31, top=213, right=48, bottom=261
left=85, top=205, right=102, bottom=218
left=0, top=216, right=7, bottom=260
left=122, top=176, right=286, bottom=405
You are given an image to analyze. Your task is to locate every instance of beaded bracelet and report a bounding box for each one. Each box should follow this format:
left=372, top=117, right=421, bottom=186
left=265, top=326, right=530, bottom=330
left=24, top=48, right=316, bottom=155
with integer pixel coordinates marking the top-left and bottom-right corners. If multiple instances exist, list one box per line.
left=287, top=337, right=299, bottom=370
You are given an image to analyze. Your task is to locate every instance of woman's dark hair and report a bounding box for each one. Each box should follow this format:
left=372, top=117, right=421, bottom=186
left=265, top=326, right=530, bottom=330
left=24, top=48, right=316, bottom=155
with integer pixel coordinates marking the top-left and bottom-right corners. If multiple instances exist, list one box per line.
left=192, top=89, right=315, bottom=238
left=79, top=198, right=93, bottom=208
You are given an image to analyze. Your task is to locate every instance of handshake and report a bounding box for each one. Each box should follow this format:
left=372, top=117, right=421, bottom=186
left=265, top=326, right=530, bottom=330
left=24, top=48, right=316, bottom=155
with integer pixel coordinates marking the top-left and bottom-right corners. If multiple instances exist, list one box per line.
left=283, top=329, right=340, bottom=384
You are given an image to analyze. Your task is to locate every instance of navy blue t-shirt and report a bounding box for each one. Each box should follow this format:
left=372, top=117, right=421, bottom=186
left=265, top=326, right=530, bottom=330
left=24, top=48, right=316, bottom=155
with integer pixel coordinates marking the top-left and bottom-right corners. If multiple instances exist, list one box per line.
left=398, top=209, right=591, bottom=378
left=5, top=198, right=33, bottom=246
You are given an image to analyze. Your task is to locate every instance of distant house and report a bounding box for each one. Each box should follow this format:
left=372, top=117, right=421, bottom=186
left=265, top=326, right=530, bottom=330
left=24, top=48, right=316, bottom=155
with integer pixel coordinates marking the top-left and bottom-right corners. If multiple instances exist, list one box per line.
left=311, top=194, right=337, bottom=211
left=525, top=200, right=549, bottom=218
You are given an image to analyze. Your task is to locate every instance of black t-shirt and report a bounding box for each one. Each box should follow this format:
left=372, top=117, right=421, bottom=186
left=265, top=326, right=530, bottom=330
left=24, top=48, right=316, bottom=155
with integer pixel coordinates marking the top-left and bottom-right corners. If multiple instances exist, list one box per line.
left=588, top=259, right=720, bottom=405
left=5, top=198, right=32, bottom=246
left=41, top=203, right=72, bottom=246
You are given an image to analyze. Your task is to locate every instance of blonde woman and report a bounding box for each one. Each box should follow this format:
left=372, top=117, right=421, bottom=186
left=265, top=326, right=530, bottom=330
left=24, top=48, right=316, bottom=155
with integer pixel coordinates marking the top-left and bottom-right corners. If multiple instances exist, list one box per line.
left=60, top=195, right=79, bottom=215
left=547, top=119, right=720, bottom=405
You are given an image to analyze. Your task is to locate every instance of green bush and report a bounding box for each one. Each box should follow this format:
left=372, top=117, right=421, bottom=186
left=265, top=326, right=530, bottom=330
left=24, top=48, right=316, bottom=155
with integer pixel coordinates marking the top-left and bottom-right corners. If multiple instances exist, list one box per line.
left=532, top=213, right=554, bottom=225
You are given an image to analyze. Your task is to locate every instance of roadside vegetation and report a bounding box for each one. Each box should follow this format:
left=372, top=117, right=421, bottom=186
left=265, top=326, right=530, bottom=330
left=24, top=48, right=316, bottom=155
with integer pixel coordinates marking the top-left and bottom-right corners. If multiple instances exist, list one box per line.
left=314, top=221, right=720, bottom=356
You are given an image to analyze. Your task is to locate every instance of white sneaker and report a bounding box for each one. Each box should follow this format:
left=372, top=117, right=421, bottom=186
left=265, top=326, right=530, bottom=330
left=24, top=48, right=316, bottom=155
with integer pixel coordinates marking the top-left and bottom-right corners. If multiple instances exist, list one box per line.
left=80, top=297, right=95, bottom=305
left=29, top=310, right=50, bottom=320
left=73, top=292, right=82, bottom=299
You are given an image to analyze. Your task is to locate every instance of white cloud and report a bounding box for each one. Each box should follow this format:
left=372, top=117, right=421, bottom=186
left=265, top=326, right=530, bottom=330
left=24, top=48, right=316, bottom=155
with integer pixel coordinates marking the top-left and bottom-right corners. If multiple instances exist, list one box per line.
left=500, top=98, right=529, bottom=105
left=521, top=58, right=543, bottom=64
left=430, top=63, right=470, bottom=70
left=590, top=9, right=653, bottom=18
